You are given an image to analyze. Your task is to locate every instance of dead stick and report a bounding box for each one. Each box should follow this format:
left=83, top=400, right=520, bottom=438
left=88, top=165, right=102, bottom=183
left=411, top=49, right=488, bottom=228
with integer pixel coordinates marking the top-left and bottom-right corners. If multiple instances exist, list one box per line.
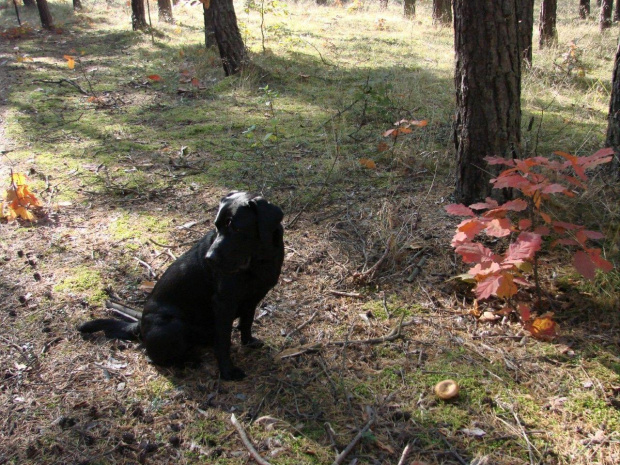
left=286, top=309, right=319, bottom=338
left=105, top=300, right=141, bottom=321
left=332, top=408, right=375, bottom=465
left=329, top=316, right=417, bottom=346
left=230, top=414, right=272, bottom=465
left=397, top=443, right=411, bottom=465
left=328, top=290, right=363, bottom=298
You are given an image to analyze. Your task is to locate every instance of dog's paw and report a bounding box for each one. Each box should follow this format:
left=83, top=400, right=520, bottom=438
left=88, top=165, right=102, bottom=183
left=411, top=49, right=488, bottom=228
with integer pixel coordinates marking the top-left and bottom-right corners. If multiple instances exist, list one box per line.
left=242, top=336, right=264, bottom=348
left=221, top=366, right=246, bottom=381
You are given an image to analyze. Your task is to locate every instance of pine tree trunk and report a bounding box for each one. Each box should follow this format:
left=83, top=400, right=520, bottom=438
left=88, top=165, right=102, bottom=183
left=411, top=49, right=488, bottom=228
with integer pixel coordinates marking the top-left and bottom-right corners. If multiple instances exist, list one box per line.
left=579, top=0, right=590, bottom=18
left=211, top=0, right=247, bottom=76
left=600, top=0, right=612, bottom=29
left=606, top=41, right=620, bottom=174
left=432, top=0, right=452, bottom=25
left=35, top=0, right=54, bottom=30
left=158, top=0, right=174, bottom=23
left=518, top=0, right=534, bottom=66
left=453, top=0, right=522, bottom=204
left=403, top=0, right=415, bottom=18
left=204, top=3, right=216, bottom=49
left=615, top=0, right=620, bottom=21
left=132, top=0, right=148, bottom=30
left=539, top=0, right=557, bottom=48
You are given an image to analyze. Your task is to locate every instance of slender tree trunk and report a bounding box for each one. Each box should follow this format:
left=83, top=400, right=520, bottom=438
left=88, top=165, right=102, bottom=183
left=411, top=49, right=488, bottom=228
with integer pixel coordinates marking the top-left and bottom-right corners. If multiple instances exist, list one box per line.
left=615, top=0, right=620, bottom=21
left=432, top=0, right=452, bottom=25
left=157, top=0, right=174, bottom=23
left=600, top=0, right=613, bottom=29
left=131, top=0, right=148, bottom=30
left=404, top=0, right=415, bottom=18
left=539, top=0, right=557, bottom=48
left=203, top=2, right=216, bottom=49
left=606, top=41, right=620, bottom=174
left=453, top=0, right=521, bottom=204
left=518, top=0, right=535, bottom=66
left=579, top=0, right=590, bottom=18
left=35, top=0, right=54, bottom=30
left=211, top=0, right=247, bottom=76
left=73, top=0, right=83, bottom=11
left=23, top=0, right=36, bottom=8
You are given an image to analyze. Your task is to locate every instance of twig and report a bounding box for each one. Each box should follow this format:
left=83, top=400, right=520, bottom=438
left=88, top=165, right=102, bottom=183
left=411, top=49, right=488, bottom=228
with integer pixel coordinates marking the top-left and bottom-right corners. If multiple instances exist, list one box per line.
left=397, top=443, right=411, bottom=465
left=327, top=290, right=363, bottom=298
left=355, top=237, right=393, bottom=282
left=434, top=428, right=468, bottom=465
left=134, top=257, right=156, bottom=278
left=149, top=238, right=175, bottom=249
left=329, top=315, right=416, bottom=346
left=32, top=78, right=89, bottom=95
left=285, top=309, right=319, bottom=338
left=105, top=300, right=142, bottom=321
left=332, top=407, right=375, bottom=465
left=230, top=414, right=272, bottom=465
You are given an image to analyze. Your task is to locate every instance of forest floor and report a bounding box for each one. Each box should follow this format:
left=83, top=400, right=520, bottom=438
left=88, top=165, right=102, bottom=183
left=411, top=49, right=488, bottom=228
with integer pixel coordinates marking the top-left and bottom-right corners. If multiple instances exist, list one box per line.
left=1, top=1, right=619, bottom=464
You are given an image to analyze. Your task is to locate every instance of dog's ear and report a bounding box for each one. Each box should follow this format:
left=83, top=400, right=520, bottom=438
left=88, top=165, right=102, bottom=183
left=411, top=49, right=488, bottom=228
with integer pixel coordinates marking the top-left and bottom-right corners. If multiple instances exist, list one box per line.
left=250, top=197, right=283, bottom=246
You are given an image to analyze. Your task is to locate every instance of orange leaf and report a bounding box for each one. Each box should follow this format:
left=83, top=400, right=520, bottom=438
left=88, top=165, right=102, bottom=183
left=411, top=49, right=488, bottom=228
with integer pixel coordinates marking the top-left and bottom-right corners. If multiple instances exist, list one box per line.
left=377, top=141, right=389, bottom=152
left=409, top=119, right=428, bottom=127
left=191, top=77, right=200, bottom=88
left=518, top=304, right=531, bottom=322
left=147, top=74, right=162, bottom=81
left=359, top=158, right=376, bottom=169
left=526, top=316, right=558, bottom=341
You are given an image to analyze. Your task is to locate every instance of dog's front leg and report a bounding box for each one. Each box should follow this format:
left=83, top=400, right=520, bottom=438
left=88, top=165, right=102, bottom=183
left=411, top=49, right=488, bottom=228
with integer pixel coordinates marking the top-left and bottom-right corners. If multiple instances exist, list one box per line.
left=213, top=306, right=245, bottom=381
left=238, top=300, right=263, bottom=348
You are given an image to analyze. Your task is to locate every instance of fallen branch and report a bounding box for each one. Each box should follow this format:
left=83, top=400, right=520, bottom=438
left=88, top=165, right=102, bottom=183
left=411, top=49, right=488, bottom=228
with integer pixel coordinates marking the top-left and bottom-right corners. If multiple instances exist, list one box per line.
left=230, top=414, right=272, bottom=465
left=134, top=256, right=156, bottom=278
left=354, top=237, right=393, bottom=282
left=332, top=407, right=375, bottom=465
left=328, top=316, right=418, bottom=346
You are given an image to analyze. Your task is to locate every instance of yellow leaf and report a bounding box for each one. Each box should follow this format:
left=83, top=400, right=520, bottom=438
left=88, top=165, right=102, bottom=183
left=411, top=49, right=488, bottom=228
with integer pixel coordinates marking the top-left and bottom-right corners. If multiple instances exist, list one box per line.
left=64, top=55, right=75, bottom=69
left=526, top=316, right=558, bottom=341
left=14, top=205, right=36, bottom=221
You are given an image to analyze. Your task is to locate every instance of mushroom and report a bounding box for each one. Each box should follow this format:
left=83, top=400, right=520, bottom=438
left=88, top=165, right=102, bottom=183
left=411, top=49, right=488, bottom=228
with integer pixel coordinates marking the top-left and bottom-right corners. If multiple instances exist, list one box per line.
left=434, top=379, right=459, bottom=400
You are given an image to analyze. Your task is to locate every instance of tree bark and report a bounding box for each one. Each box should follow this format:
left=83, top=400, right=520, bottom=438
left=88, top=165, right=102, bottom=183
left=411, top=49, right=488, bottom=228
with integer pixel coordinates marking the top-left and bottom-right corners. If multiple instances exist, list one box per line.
left=579, top=0, right=590, bottom=18
left=539, top=0, right=557, bottom=48
left=23, top=0, right=36, bottom=8
left=131, top=0, right=148, bottom=30
left=615, top=0, right=620, bottom=21
left=73, top=0, right=82, bottom=11
left=518, top=0, right=534, bottom=66
left=158, top=0, right=174, bottom=23
left=432, top=0, right=452, bottom=25
left=203, top=2, right=216, bottom=49
left=600, top=0, right=613, bottom=29
left=211, top=0, right=247, bottom=76
left=453, top=0, right=522, bottom=204
left=606, top=41, right=620, bottom=174
left=404, top=0, right=415, bottom=18
left=35, top=0, right=54, bottom=30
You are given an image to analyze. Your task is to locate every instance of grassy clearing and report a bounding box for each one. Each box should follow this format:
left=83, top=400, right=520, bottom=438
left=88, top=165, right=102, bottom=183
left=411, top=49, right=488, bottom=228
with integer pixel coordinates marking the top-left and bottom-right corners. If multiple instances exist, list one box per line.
left=1, top=0, right=619, bottom=464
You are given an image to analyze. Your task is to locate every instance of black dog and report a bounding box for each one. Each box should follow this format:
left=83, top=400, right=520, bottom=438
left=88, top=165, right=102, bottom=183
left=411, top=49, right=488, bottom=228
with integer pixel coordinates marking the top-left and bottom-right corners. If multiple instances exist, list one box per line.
left=78, top=192, right=284, bottom=380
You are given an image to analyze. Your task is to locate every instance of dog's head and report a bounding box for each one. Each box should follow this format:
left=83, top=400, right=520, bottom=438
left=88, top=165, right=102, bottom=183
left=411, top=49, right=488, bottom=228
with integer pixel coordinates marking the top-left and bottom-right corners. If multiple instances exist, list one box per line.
left=205, top=192, right=284, bottom=273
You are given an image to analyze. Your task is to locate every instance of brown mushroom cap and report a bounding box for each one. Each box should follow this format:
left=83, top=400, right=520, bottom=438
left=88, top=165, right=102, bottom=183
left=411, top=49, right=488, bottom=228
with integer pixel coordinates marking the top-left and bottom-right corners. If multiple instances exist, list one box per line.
left=434, top=379, right=459, bottom=400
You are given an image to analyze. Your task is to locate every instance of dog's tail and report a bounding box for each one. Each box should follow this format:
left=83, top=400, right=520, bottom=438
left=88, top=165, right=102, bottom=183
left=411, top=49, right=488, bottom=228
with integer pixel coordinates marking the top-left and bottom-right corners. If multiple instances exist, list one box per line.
left=78, top=319, right=140, bottom=340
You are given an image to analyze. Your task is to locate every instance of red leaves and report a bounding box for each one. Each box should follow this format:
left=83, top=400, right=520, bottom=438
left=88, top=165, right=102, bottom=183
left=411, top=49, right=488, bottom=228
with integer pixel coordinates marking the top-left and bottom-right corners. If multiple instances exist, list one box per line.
left=447, top=150, right=614, bottom=305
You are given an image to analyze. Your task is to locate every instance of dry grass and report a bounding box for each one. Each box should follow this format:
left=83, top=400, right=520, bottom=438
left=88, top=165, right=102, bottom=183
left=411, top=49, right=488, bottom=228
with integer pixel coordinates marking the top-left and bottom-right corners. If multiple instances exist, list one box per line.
left=1, top=1, right=620, bottom=464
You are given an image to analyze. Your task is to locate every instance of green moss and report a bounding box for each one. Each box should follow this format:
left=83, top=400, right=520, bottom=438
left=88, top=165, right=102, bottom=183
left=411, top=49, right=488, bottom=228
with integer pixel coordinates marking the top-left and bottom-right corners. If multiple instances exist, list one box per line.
left=53, top=267, right=106, bottom=304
